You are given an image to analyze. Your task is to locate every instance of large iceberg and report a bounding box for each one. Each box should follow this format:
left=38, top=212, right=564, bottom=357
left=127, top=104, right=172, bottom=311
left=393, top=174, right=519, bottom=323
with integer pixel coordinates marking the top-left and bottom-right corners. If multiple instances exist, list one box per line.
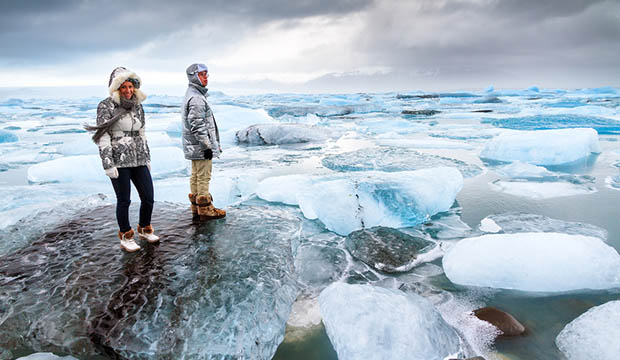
left=556, top=300, right=620, bottom=360
left=480, top=128, right=601, bottom=165
left=318, top=282, right=461, bottom=360
left=257, top=167, right=463, bottom=235
left=0, top=203, right=300, bottom=359
left=443, top=233, right=620, bottom=291
left=235, top=123, right=331, bottom=145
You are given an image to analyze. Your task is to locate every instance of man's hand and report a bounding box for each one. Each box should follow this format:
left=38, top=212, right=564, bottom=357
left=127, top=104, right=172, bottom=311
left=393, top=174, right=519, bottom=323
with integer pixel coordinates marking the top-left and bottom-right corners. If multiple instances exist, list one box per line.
left=204, top=149, right=213, bottom=160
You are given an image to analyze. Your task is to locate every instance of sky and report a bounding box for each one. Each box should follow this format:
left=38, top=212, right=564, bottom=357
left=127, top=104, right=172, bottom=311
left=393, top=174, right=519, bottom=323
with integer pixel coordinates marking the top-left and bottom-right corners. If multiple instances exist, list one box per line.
left=1, top=0, right=619, bottom=94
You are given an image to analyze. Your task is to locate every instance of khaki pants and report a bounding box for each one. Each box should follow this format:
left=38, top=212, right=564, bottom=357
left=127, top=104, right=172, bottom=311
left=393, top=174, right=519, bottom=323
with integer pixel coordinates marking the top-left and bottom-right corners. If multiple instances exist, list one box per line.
left=190, top=159, right=212, bottom=197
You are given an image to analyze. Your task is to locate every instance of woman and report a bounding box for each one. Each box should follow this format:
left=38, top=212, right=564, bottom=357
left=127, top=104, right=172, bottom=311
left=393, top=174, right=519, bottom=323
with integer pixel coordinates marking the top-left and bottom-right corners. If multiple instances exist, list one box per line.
left=85, top=66, right=159, bottom=252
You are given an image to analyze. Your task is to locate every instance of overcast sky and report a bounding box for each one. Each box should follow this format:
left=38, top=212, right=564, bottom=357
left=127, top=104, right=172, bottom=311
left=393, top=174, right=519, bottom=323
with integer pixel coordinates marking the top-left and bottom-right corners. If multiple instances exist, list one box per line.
left=1, top=0, right=619, bottom=93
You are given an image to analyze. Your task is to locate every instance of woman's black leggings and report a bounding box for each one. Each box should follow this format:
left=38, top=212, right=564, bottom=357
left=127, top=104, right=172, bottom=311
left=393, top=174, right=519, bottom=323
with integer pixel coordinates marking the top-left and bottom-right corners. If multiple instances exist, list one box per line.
left=110, top=165, right=154, bottom=233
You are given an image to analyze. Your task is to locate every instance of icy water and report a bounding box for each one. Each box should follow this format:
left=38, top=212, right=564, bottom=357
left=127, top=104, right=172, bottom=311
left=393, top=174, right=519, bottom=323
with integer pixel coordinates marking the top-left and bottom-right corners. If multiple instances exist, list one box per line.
left=1, top=86, right=620, bottom=359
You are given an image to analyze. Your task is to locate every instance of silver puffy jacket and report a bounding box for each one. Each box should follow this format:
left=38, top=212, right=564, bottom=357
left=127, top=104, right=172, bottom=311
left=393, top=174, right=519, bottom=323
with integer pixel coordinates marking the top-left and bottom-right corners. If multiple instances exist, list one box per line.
left=181, top=79, right=221, bottom=160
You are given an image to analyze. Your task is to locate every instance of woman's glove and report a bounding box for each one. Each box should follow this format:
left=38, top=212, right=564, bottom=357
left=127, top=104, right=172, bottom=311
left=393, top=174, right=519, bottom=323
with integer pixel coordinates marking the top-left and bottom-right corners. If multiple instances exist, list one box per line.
left=146, top=162, right=151, bottom=171
left=204, top=149, right=213, bottom=160
left=105, top=167, right=119, bottom=179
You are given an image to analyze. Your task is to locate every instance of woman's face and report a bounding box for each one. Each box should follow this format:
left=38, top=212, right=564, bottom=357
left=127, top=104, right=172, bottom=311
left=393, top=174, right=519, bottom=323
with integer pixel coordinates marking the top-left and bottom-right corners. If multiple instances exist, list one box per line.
left=119, top=81, right=135, bottom=100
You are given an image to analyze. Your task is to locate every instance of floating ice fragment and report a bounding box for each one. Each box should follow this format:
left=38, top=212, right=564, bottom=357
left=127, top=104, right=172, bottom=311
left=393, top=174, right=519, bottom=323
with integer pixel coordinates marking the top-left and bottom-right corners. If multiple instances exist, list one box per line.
left=236, top=123, right=331, bottom=145
left=318, top=282, right=461, bottom=360
left=480, top=128, right=600, bottom=165
left=556, top=300, right=620, bottom=360
left=489, top=179, right=597, bottom=199
left=479, top=218, right=501, bottom=233
left=443, top=232, right=620, bottom=291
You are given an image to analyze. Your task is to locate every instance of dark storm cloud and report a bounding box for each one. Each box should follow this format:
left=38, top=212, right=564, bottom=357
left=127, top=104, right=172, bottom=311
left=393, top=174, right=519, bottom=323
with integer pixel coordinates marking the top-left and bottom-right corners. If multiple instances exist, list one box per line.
left=0, top=0, right=372, bottom=63
left=353, top=0, right=620, bottom=87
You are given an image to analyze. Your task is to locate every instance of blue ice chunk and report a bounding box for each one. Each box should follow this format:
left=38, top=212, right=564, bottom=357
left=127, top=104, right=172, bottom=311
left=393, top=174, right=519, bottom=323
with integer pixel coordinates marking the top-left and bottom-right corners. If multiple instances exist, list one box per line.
left=484, top=85, right=494, bottom=93
left=257, top=168, right=464, bottom=235
left=482, top=114, right=620, bottom=134
left=0, top=129, right=18, bottom=143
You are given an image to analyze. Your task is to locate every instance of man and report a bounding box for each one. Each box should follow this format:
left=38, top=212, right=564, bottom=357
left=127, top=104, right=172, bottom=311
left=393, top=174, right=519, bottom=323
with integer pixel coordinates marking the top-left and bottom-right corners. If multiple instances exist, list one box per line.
left=181, top=63, right=226, bottom=221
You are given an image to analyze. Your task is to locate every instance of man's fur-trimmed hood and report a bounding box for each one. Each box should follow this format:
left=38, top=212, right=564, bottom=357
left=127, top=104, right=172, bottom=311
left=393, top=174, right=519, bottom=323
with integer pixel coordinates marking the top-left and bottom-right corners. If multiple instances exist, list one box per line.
left=108, top=66, right=147, bottom=104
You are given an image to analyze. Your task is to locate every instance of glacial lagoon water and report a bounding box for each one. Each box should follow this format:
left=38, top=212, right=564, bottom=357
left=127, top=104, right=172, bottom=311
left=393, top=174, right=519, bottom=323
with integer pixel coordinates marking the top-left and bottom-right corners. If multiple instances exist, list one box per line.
left=1, top=86, right=620, bottom=359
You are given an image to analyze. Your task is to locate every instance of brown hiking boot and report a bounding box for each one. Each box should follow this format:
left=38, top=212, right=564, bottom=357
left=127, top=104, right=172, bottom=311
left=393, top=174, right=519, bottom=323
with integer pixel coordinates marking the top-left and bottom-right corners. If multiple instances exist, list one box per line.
left=196, top=195, right=226, bottom=221
left=188, top=193, right=198, bottom=215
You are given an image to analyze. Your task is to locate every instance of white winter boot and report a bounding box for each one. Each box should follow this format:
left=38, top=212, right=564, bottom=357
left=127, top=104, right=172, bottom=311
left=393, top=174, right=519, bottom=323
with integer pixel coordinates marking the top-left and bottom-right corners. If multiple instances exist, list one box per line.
left=137, top=224, right=160, bottom=243
left=119, top=229, right=141, bottom=252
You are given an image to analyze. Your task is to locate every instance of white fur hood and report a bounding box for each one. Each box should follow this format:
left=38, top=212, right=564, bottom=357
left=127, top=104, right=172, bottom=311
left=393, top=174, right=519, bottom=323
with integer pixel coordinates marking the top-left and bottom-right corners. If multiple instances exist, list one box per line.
left=108, top=67, right=147, bottom=104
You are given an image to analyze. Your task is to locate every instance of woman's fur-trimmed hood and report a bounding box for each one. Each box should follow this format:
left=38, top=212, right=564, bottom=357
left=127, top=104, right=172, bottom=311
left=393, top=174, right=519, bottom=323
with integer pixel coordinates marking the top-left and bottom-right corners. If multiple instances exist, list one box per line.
left=108, top=66, right=147, bottom=104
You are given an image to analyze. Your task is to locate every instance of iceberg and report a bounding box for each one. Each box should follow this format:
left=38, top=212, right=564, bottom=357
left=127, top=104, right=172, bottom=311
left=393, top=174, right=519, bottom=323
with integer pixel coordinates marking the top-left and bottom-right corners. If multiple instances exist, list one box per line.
left=318, top=282, right=461, bottom=360
left=27, top=147, right=186, bottom=183
left=257, top=167, right=463, bottom=235
left=236, top=123, right=331, bottom=145
left=480, top=128, right=601, bottom=165
left=0, top=203, right=300, bottom=359
left=322, top=147, right=482, bottom=178
left=443, top=233, right=620, bottom=291
left=556, top=300, right=620, bottom=360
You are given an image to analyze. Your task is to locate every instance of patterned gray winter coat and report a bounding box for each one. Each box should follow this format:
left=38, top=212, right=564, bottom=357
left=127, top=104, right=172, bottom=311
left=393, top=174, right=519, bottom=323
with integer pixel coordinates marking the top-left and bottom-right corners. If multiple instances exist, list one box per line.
left=181, top=82, right=221, bottom=160
left=96, top=67, right=150, bottom=169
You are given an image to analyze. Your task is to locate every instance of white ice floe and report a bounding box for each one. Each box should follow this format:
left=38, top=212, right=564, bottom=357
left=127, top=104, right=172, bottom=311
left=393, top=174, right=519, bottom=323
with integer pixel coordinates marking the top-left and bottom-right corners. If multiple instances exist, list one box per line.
left=489, top=180, right=597, bottom=199
left=27, top=147, right=186, bottom=183
left=479, top=218, right=502, bottom=233
left=318, top=282, right=461, bottom=360
left=480, top=128, right=601, bottom=165
left=257, top=167, right=463, bottom=235
left=443, top=232, right=620, bottom=292
left=556, top=300, right=620, bottom=360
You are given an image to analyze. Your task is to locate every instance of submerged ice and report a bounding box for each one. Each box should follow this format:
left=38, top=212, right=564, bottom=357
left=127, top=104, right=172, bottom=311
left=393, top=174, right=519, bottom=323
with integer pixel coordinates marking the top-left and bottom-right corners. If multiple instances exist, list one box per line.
left=443, top=232, right=620, bottom=292
left=322, top=146, right=482, bottom=178
left=0, top=203, right=301, bottom=359
left=318, top=282, right=461, bottom=360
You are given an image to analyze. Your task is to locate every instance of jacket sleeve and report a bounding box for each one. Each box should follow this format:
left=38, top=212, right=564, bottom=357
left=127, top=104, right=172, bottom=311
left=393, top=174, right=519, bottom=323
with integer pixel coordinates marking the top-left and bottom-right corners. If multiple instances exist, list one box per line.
left=187, top=96, right=212, bottom=149
left=95, top=101, right=115, bottom=170
left=139, top=105, right=151, bottom=162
